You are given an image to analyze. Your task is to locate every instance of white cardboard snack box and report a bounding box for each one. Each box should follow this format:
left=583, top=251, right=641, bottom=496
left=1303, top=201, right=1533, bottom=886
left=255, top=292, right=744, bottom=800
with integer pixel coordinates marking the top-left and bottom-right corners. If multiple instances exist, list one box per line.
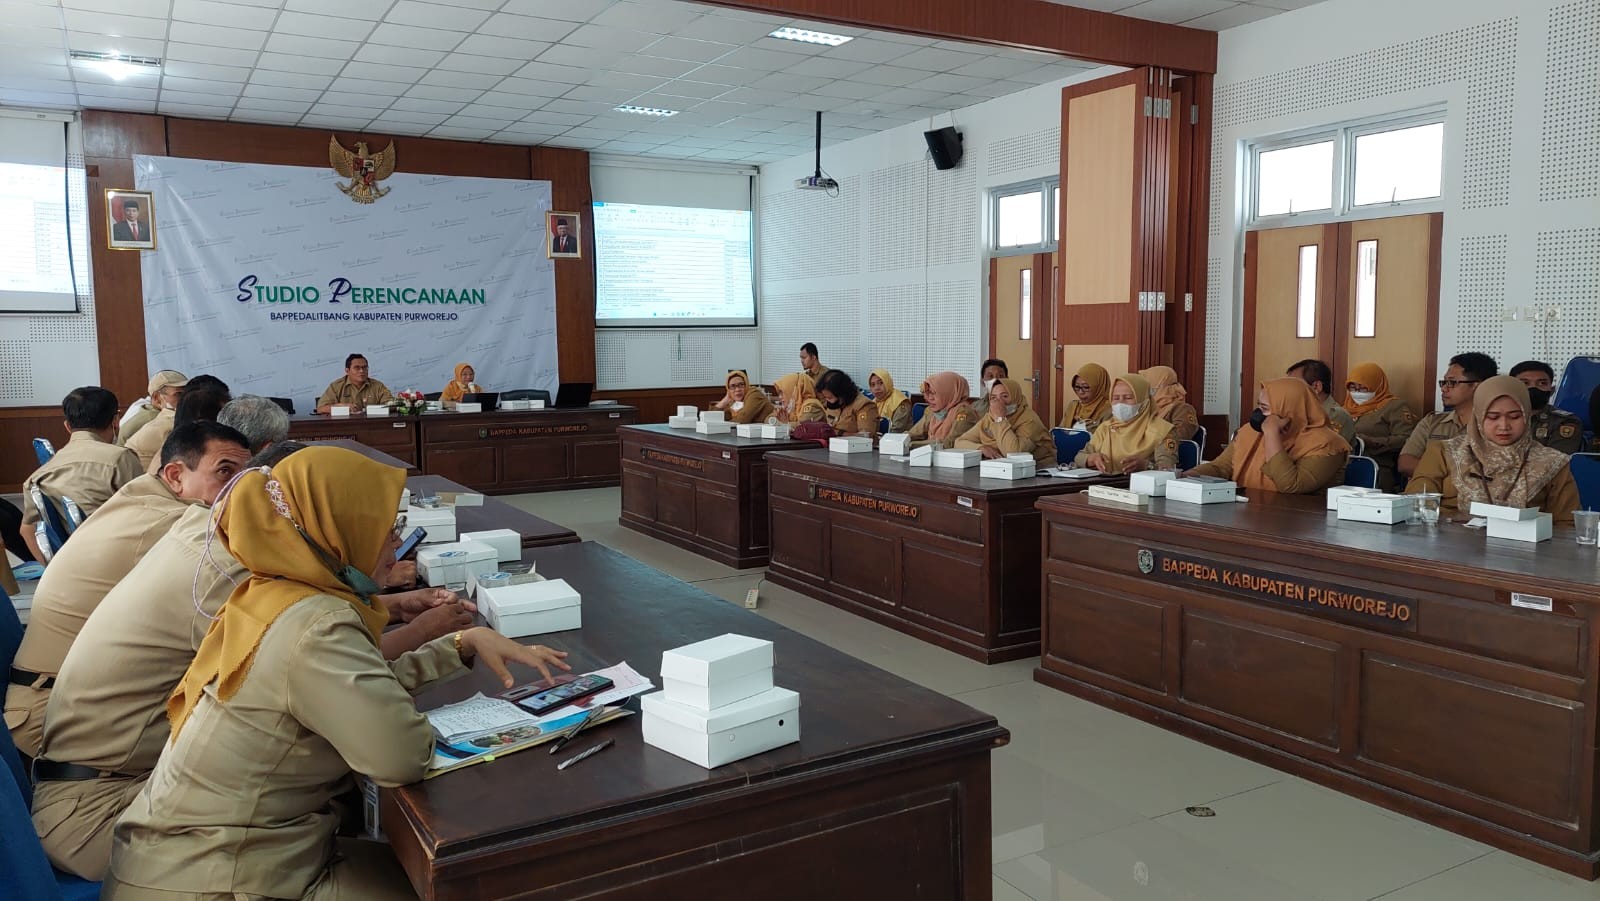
left=455, top=402, right=483, bottom=413
left=416, top=541, right=497, bottom=593
left=667, top=415, right=697, bottom=429
left=1129, top=470, right=1176, bottom=496
left=698, top=410, right=726, bottom=423
left=500, top=399, right=531, bottom=411
left=828, top=436, right=872, bottom=454
left=1165, top=478, right=1237, bottom=505
left=1336, top=493, right=1415, bottom=525
left=459, top=528, right=521, bottom=564
left=696, top=420, right=732, bottom=435
left=934, top=449, right=981, bottom=469
left=1469, top=502, right=1542, bottom=522
left=642, top=687, right=800, bottom=768
left=330, top=405, right=352, bottom=417
left=365, top=404, right=390, bottom=416
left=878, top=433, right=911, bottom=455
left=660, top=633, right=775, bottom=711
left=1326, top=485, right=1381, bottom=511
left=759, top=423, right=790, bottom=440
left=734, top=423, right=762, bottom=438
left=1487, top=512, right=1553, bottom=543
left=478, top=578, right=581, bottom=638
left=406, top=505, right=457, bottom=543
left=979, top=458, right=1035, bottom=480
left=909, top=444, right=937, bottom=467
left=676, top=405, right=698, bottom=418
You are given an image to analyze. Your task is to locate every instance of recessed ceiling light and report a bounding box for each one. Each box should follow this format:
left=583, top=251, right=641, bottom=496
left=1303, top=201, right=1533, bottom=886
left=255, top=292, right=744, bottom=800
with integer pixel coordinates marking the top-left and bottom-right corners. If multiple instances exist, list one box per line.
left=615, top=105, right=678, bottom=117
left=768, top=27, right=853, bottom=47
left=69, top=50, right=161, bottom=80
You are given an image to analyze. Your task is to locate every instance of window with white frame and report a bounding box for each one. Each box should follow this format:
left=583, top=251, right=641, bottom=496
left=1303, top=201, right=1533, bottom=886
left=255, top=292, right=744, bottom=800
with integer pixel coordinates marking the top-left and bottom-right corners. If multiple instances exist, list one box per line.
left=1247, top=110, right=1445, bottom=226
left=992, top=177, right=1059, bottom=253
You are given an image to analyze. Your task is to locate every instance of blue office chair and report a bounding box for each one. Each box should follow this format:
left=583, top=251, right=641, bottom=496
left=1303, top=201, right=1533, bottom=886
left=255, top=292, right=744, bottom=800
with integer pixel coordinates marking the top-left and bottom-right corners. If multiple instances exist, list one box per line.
left=1553, top=357, right=1600, bottom=432
left=878, top=417, right=890, bottom=434
left=911, top=402, right=927, bottom=425
left=0, top=585, right=25, bottom=803
left=0, top=733, right=101, bottom=899
left=1344, top=455, right=1380, bottom=489
left=27, top=488, right=73, bottom=560
left=1351, top=435, right=1365, bottom=457
left=1571, top=454, right=1600, bottom=511
left=32, top=439, right=54, bottom=466
left=1177, top=439, right=1202, bottom=470
left=1050, top=428, right=1093, bottom=465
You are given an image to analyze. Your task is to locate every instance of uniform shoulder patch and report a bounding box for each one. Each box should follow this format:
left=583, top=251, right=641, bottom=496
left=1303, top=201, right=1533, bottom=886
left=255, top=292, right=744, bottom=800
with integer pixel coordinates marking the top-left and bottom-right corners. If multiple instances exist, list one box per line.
left=1560, top=422, right=1578, bottom=438
left=1402, top=410, right=1417, bottom=423
left=1164, top=437, right=1177, bottom=452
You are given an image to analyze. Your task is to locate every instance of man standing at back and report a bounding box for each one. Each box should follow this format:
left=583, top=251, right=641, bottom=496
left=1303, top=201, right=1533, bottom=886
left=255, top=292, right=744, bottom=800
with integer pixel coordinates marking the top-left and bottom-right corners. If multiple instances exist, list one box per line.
left=1399, top=352, right=1498, bottom=478
left=20, top=386, right=143, bottom=564
left=315, top=353, right=393, bottom=413
left=1287, top=359, right=1357, bottom=444
left=117, top=370, right=186, bottom=446
left=799, top=343, right=830, bottom=387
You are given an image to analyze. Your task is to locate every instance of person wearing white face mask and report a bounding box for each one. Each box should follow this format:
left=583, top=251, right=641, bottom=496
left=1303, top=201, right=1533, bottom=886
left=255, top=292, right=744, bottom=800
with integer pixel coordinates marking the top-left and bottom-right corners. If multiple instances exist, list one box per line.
left=971, top=358, right=1008, bottom=420
left=1077, top=374, right=1178, bottom=475
left=1341, top=362, right=1417, bottom=490
left=954, top=378, right=1052, bottom=465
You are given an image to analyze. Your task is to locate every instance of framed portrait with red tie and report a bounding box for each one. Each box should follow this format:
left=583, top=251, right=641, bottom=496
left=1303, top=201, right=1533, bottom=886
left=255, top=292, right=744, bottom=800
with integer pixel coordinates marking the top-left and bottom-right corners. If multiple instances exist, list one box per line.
left=545, top=210, right=582, bottom=259
left=106, top=189, right=156, bottom=251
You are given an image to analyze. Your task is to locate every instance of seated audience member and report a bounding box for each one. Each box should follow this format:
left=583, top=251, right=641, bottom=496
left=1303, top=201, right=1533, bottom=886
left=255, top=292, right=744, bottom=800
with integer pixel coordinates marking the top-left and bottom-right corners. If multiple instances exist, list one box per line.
left=124, top=374, right=230, bottom=472
left=907, top=372, right=977, bottom=449
left=145, top=386, right=234, bottom=475
left=1510, top=360, right=1584, bottom=454
left=106, top=447, right=569, bottom=899
left=1399, top=352, right=1497, bottom=477
left=1185, top=377, right=1351, bottom=494
left=1342, top=362, right=1417, bottom=490
left=799, top=342, right=830, bottom=387
left=1287, top=358, right=1357, bottom=443
left=1, top=498, right=34, bottom=566
left=439, top=362, right=484, bottom=405
left=956, top=378, right=1052, bottom=465
left=712, top=369, right=775, bottom=424
left=972, top=358, right=1008, bottom=419
left=217, top=394, right=291, bottom=455
left=21, top=387, right=143, bottom=562
left=771, top=372, right=826, bottom=424
left=1138, top=365, right=1200, bottom=441
left=315, top=353, right=393, bottom=413
left=31, top=443, right=473, bottom=880
left=5, top=421, right=252, bottom=760
left=1077, top=374, right=1178, bottom=474
left=117, top=370, right=186, bottom=445
left=1407, top=376, right=1579, bottom=523
left=869, top=369, right=911, bottom=433
left=816, top=370, right=880, bottom=438
left=1060, top=363, right=1113, bottom=431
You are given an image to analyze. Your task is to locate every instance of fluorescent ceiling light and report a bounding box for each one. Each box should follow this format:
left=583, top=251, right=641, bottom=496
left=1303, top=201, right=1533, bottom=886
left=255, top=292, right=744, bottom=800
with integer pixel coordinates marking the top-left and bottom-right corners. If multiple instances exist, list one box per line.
left=615, top=105, right=678, bottom=117
left=69, top=50, right=161, bottom=80
left=768, top=27, right=853, bottom=47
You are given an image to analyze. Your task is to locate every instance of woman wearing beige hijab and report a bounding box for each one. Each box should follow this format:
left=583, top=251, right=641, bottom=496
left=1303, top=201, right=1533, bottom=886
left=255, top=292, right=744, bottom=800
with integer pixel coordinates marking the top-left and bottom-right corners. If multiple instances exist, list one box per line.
left=955, top=378, right=1052, bottom=465
left=771, top=372, right=826, bottom=424
left=1186, top=377, right=1351, bottom=493
left=712, top=369, right=775, bottom=425
left=1138, top=365, right=1200, bottom=441
left=1077, top=374, right=1178, bottom=474
left=906, top=371, right=977, bottom=449
left=1406, top=376, right=1578, bottom=522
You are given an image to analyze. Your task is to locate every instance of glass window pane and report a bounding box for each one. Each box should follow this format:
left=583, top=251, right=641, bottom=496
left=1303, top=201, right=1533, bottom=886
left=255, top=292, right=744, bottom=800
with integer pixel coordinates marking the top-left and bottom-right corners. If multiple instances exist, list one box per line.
left=1052, top=185, right=1060, bottom=242
left=1256, top=141, right=1334, bottom=217
left=1020, top=269, right=1032, bottom=340
left=1296, top=245, right=1318, bottom=338
left=1353, top=122, right=1444, bottom=205
left=1354, top=239, right=1378, bottom=337
left=997, top=190, right=1043, bottom=247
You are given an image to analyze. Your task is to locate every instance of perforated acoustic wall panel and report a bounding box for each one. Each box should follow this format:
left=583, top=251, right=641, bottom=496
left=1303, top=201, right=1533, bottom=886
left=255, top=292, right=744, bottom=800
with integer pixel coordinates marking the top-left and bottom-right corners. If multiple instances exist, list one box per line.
left=868, top=162, right=926, bottom=273
left=1205, top=257, right=1224, bottom=411
left=865, top=284, right=927, bottom=388
left=760, top=289, right=862, bottom=383
left=1540, top=0, right=1600, bottom=202
left=1453, top=234, right=1508, bottom=363
left=925, top=280, right=979, bottom=380
left=594, top=327, right=762, bottom=390
left=986, top=127, right=1061, bottom=179
left=759, top=179, right=860, bottom=282
left=928, top=165, right=978, bottom=269
left=1535, top=228, right=1600, bottom=380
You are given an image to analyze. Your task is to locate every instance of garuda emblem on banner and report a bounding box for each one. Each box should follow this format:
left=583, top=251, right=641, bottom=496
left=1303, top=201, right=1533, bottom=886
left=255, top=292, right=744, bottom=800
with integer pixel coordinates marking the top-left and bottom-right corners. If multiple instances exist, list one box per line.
left=329, top=137, right=395, bottom=203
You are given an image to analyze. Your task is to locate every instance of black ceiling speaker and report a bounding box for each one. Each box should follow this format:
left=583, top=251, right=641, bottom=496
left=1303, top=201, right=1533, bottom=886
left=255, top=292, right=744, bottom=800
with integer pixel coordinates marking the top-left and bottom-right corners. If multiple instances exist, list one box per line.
left=924, top=126, right=964, bottom=170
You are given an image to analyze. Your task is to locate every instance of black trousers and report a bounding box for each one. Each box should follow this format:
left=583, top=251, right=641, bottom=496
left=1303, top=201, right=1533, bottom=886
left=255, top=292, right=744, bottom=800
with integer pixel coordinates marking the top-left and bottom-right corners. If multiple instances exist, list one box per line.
left=0, top=497, right=34, bottom=563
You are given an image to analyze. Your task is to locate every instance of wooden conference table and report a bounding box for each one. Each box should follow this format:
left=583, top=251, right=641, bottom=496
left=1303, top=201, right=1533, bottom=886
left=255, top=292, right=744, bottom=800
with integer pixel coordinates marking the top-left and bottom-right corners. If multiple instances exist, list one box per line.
left=1037, top=490, right=1600, bottom=878
left=765, top=449, right=1122, bottom=664
left=382, top=541, right=1009, bottom=900
left=618, top=424, right=815, bottom=568
left=287, top=404, right=638, bottom=494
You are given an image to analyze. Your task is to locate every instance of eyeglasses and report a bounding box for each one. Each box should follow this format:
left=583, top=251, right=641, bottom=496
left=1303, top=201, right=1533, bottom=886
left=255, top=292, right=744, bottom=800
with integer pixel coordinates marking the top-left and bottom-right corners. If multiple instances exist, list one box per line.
left=1438, top=379, right=1481, bottom=389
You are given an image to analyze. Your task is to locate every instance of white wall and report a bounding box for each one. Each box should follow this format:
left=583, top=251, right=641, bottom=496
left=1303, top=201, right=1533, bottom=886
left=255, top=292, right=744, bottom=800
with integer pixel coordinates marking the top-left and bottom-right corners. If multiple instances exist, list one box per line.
left=1209, top=0, right=1600, bottom=418
left=756, top=66, right=1118, bottom=391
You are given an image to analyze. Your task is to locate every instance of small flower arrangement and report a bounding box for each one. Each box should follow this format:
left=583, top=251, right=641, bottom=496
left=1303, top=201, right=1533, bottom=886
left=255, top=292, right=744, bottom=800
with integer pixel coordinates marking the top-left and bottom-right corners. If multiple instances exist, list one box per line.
left=395, top=390, right=427, bottom=416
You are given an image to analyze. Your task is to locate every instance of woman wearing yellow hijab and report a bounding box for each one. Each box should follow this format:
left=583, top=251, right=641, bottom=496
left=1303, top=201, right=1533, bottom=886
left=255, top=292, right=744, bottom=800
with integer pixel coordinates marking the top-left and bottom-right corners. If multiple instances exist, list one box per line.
left=1406, top=376, right=1578, bottom=522
left=1342, top=362, right=1418, bottom=489
left=955, top=378, right=1052, bottom=465
left=772, top=372, right=826, bottom=424
left=868, top=369, right=911, bottom=433
left=107, top=447, right=569, bottom=900
left=1077, top=374, right=1178, bottom=474
left=713, top=370, right=775, bottom=425
left=907, top=371, right=977, bottom=449
left=1186, top=377, right=1351, bottom=493
left=1137, top=365, right=1200, bottom=441
left=439, top=361, right=483, bottom=404
left=1060, top=362, right=1112, bottom=430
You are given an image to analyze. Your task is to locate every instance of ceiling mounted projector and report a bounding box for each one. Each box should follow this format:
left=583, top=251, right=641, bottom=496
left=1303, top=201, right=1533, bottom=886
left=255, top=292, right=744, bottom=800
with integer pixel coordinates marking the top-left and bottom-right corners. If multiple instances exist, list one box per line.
left=794, top=111, right=839, bottom=193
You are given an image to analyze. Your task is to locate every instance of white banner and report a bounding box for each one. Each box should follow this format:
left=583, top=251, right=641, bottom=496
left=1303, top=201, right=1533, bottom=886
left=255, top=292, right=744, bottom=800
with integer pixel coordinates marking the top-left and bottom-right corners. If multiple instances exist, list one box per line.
left=136, top=155, right=558, bottom=409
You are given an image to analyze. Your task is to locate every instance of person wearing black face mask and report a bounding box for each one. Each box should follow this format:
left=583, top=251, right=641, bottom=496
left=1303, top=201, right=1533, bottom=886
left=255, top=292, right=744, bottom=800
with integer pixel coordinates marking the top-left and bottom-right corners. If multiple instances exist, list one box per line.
left=1511, top=360, right=1584, bottom=453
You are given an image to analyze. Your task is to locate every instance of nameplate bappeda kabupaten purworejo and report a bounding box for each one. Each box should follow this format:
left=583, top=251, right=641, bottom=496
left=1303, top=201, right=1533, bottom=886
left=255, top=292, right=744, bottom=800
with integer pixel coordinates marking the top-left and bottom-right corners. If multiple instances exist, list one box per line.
left=810, top=485, right=920, bottom=520
left=1137, top=547, right=1416, bottom=631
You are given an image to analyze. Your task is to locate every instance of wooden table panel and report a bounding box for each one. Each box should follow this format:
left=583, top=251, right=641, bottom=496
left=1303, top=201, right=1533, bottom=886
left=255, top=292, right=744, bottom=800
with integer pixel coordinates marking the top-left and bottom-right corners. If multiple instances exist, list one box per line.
left=287, top=413, right=419, bottom=465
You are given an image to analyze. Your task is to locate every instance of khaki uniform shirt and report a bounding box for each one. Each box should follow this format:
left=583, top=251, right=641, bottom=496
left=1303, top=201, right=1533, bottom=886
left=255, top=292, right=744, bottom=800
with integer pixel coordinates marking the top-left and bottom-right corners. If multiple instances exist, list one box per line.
left=955, top=409, right=1054, bottom=466
left=21, top=431, right=143, bottom=526
left=824, top=394, right=880, bottom=437
left=109, top=597, right=463, bottom=897
left=5, top=475, right=196, bottom=758
left=317, top=376, right=394, bottom=409
left=1162, top=402, right=1201, bottom=442
left=805, top=365, right=831, bottom=388
left=122, top=407, right=175, bottom=473
left=883, top=402, right=913, bottom=434
left=1191, top=442, right=1347, bottom=494
left=1407, top=441, right=1580, bottom=524
left=1400, top=410, right=1468, bottom=461
left=1531, top=407, right=1584, bottom=454
left=908, top=403, right=978, bottom=450
left=116, top=404, right=159, bottom=446
left=1322, top=395, right=1357, bottom=444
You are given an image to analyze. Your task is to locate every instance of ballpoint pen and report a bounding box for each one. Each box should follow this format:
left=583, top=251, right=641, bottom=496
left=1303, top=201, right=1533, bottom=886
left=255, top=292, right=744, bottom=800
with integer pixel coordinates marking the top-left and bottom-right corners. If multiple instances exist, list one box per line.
left=548, top=707, right=603, bottom=755
left=557, top=738, right=613, bottom=771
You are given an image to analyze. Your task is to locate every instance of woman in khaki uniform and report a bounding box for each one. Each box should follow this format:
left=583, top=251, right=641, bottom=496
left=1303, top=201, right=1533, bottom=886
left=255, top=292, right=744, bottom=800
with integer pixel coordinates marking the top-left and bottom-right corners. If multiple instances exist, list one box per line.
left=1406, top=376, right=1578, bottom=523
left=771, top=372, right=825, bottom=425
left=1059, top=363, right=1112, bottom=431
left=1077, top=374, right=1179, bottom=474
left=712, top=369, right=775, bottom=425
left=1138, top=365, right=1200, bottom=442
left=956, top=378, right=1052, bottom=466
left=1341, top=362, right=1417, bottom=490
left=817, top=370, right=880, bottom=438
left=868, top=369, right=911, bottom=433
left=907, top=372, right=977, bottom=449
left=1185, top=377, right=1351, bottom=494
left=105, top=447, right=569, bottom=900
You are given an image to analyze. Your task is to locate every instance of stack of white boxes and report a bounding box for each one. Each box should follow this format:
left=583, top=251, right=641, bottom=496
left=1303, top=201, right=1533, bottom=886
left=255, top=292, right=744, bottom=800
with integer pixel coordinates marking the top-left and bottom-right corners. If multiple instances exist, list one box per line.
left=696, top=410, right=731, bottom=435
left=668, top=405, right=698, bottom=429
left=1472, top=502, right=1554, bottom=542
left=406, top=504, right=457, bottom=543
left=642, top=634, right=800, bottom=768
left=416, top=540, right=498, bottom=594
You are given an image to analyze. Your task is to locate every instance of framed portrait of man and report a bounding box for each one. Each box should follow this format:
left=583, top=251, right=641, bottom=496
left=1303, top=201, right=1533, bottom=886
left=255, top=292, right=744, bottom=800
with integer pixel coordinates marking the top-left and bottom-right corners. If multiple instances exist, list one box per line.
left=546, top=210, right=581, bottom=259
left=106, top=189, right=156, bottom=251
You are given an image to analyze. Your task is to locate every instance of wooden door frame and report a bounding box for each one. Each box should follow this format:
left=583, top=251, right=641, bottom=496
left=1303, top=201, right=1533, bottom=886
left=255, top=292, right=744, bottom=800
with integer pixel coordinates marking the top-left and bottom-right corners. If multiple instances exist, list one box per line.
left=1239, top=223, right=1338, bottom=420
left=987, top=253, right=1055, bottom=410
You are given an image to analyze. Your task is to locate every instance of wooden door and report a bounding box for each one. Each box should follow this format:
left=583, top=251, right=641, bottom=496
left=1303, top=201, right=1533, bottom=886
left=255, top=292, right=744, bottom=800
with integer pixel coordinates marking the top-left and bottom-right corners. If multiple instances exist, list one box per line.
left=989, top=253, right=1052, bottom=409
left=1241, top=224, right=1337, bottom=416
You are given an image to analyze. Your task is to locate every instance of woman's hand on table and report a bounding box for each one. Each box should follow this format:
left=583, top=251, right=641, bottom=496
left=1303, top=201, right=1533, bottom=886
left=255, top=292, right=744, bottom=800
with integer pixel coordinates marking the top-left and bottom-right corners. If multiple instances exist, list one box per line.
left=459, top=628, right=572, bottom=688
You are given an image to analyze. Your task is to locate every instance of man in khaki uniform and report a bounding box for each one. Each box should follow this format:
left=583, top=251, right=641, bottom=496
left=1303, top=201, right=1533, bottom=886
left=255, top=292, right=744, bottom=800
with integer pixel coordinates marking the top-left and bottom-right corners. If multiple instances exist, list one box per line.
left=117, top=370, right=186, bottom=446
left=4, top=421, right=252, bottom=761
left=315, top=352, right=394, bottom=413
left=1399, top=352, right=1498, bottom=478
left=799, top=342, right=830, bottom=388
left=1287, top=359, right=1357, bottom=444
left=20, top=386, right=144, bottom=563
left=1511, top=360, right=1585, bottom=454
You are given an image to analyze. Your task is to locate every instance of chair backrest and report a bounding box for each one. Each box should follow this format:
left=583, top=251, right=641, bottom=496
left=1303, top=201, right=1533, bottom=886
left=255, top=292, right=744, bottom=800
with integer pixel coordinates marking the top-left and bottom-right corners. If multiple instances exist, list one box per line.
left=500, top=389, right=552, bottom=403
left=1050, top=427, right=1093, bottom=465
left=911, top=402, right=927, bottom=425
left=1571, top=454, right=1600, bottom=511
left=266, top=397, right=295, bottom=414
left=1344, top=455, right=1380, bottom=488
left=1553, top=357, right=1600, bottom=431
left=27, top=487, right=71, bottom=555
left=1177, top=439, right=1201, bottom=470
left=1192, top=425, right=1207, bottom=456
left=60, top=497, right=84, bottom=530
left=878, top=417, right=890, bottom=435
left=32, top=438, right=54, bottom=466
left=1351, top=435, right=1366, bottom=457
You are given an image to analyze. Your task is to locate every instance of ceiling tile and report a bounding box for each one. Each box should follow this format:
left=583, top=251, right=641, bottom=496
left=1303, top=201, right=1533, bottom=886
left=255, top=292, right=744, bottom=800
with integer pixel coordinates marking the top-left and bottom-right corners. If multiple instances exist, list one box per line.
left=301, top=115, right=373, bottom=129
left=615, top=54, right=700, bottom=78
left=389, top=96, right=465, bottom=113
left=61, top=11, right=169, bottom=40
left=563, top=23, right=659, bottom=53
left=585, top=70, right=667, bottom=92
left=1115, top=0, right=1236, bottom=23
left=809, top=80, right=891, bottom=101
left=79, top=83, right=159, bottom=101
left=1182, top=2, right=1282, bottom=28
left=367, top=22, right=463, bottom=51
left=285, top=0, right=394, bottom=18
left=273, top=11, right=377, bottom=42
left=495, top=124, right=570, bottom=139
left=644, top=79, right=728, bottom=100
left=749, top=72, right=829, bottom=93
left=950, top=57, right=1039, bottom=79
left=460, top=100, right=534, bottom=117
left=163, top=60, right=254, bottom=82
left=384, top=0, right=491, bottom=31
left=160, top=88, right=246, bottom=106
left=494, top=76, right=570, bottom=97
left=961, top=79, right=1034, bottom=99
left=172, top=0, right=277, bottom=30
left=355, top=43, right=445, bottom=67
left=234, top=97, right=314, bottom=113
left=159, top=76, right=247, bottom=96
left=852, top=65, right=926, bottom=87
left=1251, top=0, right=1329, bottom=9
left=889, top=46, right=985, bottom=72
left=679, top=64, right=765, bottom=87
left=669, top=15, right=774, bottom=45
left=520, top=109, right=588, bottom=126
left=714, top=46, right=806, bottom=71
left=325, top=79, right=407, bottom=97
left=429, top=126, right=494, bottom=139
left=420, top=69, right=501, bottom=89
left=167, top=21, right=268, bottom=50
left=0, top=89, right=79, bottom=106
left=161, top=102, right=237, bottom=117
left=872, top=86, right=951, bottom=106
left=912, top=72, right=991, bottom=93
left=229, top=110, right=303, bottom=124
left=537, top=44, right=623, bottom=69
left=312, top=103, right=382, bottom=118
left=340, top=61, right=429, bottom=83
left=591, top=1, right=700, bottom=32
left=477, top=89, right=548, bottom=108
left=479, top=12, right=579, bottom=42
left=242, top=83, right=323, bottom=102
left=255, top=52, right=348, bottom=76
left=403, top=84, right=480, bottom=102
left=321, top=89, right=404, bottom=105
left=62, top=0, right=169, bottom=18
left=637, top=36, right=734, bottom=64
left=540, top=97, right=607, bottom=115
left=783, top=56, right=873, bottom=79
left=454, top=34, right=551, bottom=60
left=562, top=85, right=634, bottom=103
left=0, top=46, right=67, bottom=67
left=510, top=60, right=586, bottom=82
left=67, top=32, right=164, bottom=56
left=443, top=113, right=516, bottom=127
left=263, top=32, right=360, bottom=59
left=438, top=52, right=523, bottom=75
left=371, top=109, right=449, bottom=125
left=497, top=0, right=610, bottom=23
left=1, top=3, right=66, bottom=28
left=83, top=97, right=158, bottom=112
left=419, top=0, right=503, bottom=9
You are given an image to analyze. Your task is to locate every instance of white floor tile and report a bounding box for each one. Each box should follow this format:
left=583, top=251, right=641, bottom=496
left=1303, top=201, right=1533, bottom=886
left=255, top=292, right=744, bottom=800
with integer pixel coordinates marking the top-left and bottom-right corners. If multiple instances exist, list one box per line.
left=1377, top=851, right=1600, bottom=900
